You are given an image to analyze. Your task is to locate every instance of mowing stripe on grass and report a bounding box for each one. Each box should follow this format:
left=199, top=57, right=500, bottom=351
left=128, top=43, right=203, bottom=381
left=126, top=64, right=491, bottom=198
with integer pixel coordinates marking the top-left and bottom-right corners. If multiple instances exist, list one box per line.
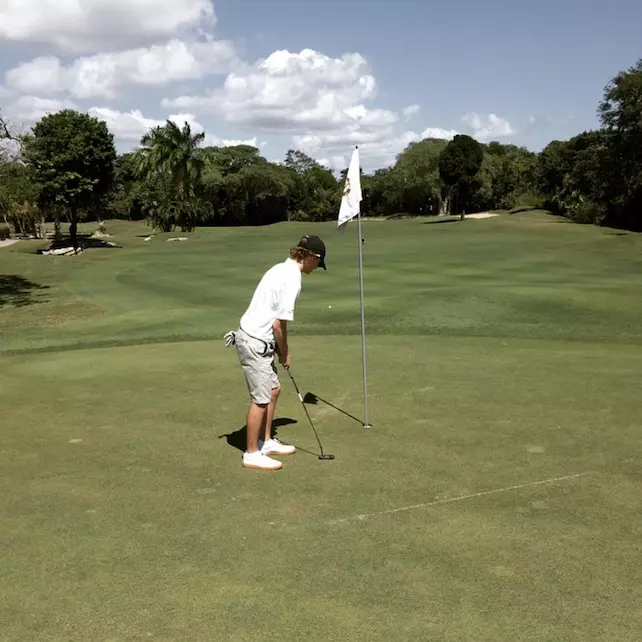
left=325, top=472, right=591, bottom=525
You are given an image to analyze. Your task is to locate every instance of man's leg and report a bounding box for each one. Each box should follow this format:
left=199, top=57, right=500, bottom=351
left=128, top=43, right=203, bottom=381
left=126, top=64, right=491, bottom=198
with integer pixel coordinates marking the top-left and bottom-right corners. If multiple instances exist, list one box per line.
left=246, top=401, right=268, bottom=453
left=259, top=380, right=295, bottom=456
left=262, top=386, right=281, bottom=442
left=235, top=332, right=282, bottom=470
left=243, top=397, right=282, bottom=470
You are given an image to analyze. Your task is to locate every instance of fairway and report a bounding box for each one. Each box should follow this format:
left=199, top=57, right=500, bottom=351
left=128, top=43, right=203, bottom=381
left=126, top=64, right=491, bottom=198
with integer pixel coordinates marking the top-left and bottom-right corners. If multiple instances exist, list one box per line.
left=1, top=213, right=641, bottom=641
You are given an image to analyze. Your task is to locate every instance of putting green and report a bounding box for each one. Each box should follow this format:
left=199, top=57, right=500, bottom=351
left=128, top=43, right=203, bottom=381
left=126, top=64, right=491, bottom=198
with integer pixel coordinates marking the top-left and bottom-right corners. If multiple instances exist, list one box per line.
left=1, top=213, right=640, bottom=640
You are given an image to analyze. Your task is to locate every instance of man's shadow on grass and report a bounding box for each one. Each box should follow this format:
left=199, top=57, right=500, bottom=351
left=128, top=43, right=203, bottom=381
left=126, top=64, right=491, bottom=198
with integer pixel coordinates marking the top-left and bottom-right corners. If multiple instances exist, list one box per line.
left=218, top=417, right=321, bottom=458
left=219, top=418, right=298, bottom=452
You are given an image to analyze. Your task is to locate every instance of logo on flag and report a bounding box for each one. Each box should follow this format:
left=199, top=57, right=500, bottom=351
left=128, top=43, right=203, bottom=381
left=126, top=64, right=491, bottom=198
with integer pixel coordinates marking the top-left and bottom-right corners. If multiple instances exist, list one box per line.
left=338, top=146, right=362, bottom=231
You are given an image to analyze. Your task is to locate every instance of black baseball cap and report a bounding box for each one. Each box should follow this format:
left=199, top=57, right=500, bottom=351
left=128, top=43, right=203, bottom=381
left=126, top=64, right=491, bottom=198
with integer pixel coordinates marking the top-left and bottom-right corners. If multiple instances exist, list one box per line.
left=298, top=234, right=326, bottom=269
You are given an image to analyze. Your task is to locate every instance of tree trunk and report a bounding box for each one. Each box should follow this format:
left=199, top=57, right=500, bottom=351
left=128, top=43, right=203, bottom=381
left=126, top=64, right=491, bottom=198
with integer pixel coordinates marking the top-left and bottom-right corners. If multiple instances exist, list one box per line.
left=35, top=214, right=44, bottom=239
left=2, top=213, right=15, bottom=238
left=439, top=195, right=450, bottom=216
left=54, top=215, right=62, bottom=242
left=70, top=207, right=78, bottom=252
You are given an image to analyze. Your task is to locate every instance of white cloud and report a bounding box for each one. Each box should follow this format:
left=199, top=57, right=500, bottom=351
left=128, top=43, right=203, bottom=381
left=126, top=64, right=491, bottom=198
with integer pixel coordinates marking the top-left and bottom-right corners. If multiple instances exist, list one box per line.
left=461, top=112, right=515, bottom=141
left=5, top=57, right=64, bottom=96
left=402, top=104, right=420, bottom=121
left=86, top=106, right=264, bottom=150
left=421, top=127, right=460, bottom=140
left=296, top=129, right=421, bottom=172
left=2, top=7, right=518, bottom=175
left=162, top=48, right=386, bottom=133
left=5, top=38, right=238, bottom=99
left=218, top=136, right=266, bottom=148
left=162, top=47, right=409, bottom=169
left=295, top=124, right=460, bottom=172
left=330, top=155, right=347, bottom=171
left=160, top=48, right=470, bottom=171
left=0, top=84, right=13, bottom=100
left=88, top=107, right=213, bottom=143
left=9, top=95, right=77, bottom=122
left=0, top=0, right=215, bottom=53
left=293, top=127, right=395, bottom=152
left=87, top=107, right=167, bottom=142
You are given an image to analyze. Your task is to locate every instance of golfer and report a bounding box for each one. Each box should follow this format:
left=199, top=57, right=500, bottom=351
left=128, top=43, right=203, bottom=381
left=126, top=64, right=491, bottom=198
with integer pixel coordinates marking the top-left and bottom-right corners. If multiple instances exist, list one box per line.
left=225, top=235, right=327, bottom=470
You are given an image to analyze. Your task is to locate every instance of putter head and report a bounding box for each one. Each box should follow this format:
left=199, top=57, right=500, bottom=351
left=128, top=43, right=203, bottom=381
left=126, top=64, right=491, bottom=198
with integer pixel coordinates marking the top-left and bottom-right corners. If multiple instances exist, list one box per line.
left=318, top=453, right=335, bottom=460
left=303, top=392, right=318, bottom=404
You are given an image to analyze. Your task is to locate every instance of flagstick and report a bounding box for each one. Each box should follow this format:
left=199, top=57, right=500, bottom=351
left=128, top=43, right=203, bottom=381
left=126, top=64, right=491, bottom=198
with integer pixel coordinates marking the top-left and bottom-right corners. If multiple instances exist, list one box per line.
left=356, top=201, right=371, bottom=429
left=338, top=144, right=371, bottom=429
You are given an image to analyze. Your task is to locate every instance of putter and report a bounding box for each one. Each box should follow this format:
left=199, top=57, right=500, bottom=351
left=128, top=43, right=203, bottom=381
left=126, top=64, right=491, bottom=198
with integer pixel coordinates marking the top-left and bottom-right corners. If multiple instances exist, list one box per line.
left=286, top=369, right=335, bottom=460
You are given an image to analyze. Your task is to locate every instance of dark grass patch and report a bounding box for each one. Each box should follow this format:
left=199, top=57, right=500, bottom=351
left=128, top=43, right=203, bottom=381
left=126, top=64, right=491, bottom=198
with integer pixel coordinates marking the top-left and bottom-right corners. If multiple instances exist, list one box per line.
left=0, top=274, right=50, bottom=307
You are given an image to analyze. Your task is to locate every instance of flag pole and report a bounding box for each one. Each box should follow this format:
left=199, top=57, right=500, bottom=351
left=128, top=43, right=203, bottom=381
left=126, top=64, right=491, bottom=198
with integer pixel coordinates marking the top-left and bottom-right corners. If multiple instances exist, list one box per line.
left=337, top=145, right=372, bottom=429
left=356, top=188, right=371, bottom=429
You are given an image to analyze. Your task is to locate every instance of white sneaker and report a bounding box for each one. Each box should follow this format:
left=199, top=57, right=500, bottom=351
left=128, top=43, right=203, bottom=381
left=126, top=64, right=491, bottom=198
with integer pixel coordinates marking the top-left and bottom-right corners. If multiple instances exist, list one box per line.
left=242, top=451, right=283, bottom=470
left=259, top=438, right=296, bottom=456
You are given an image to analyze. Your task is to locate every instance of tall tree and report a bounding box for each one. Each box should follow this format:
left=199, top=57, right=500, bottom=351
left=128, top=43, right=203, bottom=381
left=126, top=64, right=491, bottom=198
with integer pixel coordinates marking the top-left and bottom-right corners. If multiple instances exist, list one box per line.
left=22, top=109, right=116, bottom=249
left=538, top=133, right=611, bottom=224
left=362, top=168, right=403, bottom=217
left=107, top=153, right=146, bottom=221
left=393, top=138, right=448, bottom=215
left=439, top=134, right=484, bottom=217
left=478, top=142, right=540, bottom=210
left=284, top=149, right=323, bottom=174
left=282, top=149, right=338, bottom=221
left=199, top=144, right=266, bottom=177
left=598, top=58, right=642, bottom=230
left=0, top=163, right=42, bottom=237
left=198, top=145, right=269, bottom=224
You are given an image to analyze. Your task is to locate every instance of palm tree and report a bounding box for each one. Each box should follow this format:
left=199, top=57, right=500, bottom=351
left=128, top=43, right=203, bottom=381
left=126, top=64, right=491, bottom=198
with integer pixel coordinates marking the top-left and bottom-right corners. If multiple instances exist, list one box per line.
left=135, top=120, right=206, bottom=231
left=137, top=120, right=205, bottom=196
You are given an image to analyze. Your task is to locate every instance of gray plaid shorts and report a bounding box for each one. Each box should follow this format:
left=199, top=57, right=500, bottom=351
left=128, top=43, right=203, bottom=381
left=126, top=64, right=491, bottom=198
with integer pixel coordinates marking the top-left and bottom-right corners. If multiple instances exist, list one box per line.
left=234, top=328, right=280, bottom=405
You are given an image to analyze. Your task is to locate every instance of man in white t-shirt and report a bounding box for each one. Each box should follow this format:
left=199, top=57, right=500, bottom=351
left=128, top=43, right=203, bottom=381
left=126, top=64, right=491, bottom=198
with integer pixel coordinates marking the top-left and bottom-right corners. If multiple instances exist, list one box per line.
left=225, top=235, right=327, bottom=470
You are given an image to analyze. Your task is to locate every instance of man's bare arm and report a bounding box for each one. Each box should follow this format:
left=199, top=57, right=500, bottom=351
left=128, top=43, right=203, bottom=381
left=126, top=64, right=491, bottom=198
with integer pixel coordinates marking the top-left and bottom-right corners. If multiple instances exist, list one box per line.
left=272, top=318, right=289, bottom=364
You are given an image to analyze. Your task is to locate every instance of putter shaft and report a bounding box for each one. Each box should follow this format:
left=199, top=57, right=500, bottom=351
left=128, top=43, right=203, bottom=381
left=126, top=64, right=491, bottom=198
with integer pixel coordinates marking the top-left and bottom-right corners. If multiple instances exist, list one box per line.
left=287, top=368, right=334, bottom=460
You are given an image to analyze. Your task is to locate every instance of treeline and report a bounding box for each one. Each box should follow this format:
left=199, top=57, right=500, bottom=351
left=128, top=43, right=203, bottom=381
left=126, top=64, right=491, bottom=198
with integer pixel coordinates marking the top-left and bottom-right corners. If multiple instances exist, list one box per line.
left=1, top=58, right=641, bottom=245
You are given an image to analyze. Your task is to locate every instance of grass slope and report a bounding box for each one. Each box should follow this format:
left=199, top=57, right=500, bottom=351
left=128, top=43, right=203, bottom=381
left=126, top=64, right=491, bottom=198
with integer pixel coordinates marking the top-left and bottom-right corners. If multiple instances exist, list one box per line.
left=1, top=212, right=641, bottom=641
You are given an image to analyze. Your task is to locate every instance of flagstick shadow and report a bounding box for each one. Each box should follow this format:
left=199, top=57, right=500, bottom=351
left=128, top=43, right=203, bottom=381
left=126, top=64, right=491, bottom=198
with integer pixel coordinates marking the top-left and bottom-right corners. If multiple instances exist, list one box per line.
left=304, top=391, right=367, bottom=427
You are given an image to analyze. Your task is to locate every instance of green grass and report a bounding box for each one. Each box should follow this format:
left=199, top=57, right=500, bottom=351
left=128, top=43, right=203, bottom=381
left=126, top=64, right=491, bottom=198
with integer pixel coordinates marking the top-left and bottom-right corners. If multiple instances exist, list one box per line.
left=1, top=212, right=641, bottom=641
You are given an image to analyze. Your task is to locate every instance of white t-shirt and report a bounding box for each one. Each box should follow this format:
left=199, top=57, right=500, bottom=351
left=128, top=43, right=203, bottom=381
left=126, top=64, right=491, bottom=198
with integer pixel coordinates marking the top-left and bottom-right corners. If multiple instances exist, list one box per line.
left=239, top=258, right=302, bottom=341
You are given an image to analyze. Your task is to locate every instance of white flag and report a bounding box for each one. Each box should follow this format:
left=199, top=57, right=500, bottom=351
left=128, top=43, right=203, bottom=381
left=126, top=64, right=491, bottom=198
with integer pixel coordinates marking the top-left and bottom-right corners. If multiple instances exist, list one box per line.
left=337, top=146, right=362, bottom=230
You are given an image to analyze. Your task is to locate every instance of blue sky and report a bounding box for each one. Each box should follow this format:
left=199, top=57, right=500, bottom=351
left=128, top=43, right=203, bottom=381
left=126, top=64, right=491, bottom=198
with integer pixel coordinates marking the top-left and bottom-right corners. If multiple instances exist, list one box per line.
left=1, top=0, right=641, bottom=171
